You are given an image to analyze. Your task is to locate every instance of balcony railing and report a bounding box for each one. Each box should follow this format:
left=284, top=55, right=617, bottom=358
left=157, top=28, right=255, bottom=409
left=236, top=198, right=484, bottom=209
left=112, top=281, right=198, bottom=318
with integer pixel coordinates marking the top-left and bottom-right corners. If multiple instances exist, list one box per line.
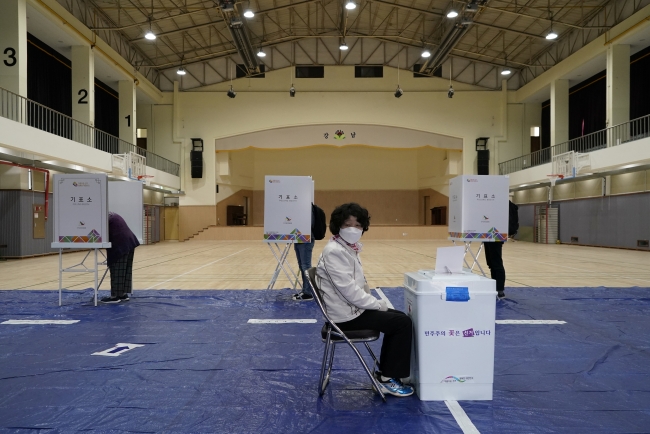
left=0, top=86, right=179, bottom=177
left=499, top=113, right=650, bottom=175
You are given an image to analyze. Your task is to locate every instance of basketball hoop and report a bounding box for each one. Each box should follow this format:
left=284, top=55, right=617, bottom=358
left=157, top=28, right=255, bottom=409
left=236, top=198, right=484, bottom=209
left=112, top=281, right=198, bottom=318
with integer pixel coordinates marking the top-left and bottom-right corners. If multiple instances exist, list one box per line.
left=547, top=174, right=564, bottom=187
left=137, top=175, right=154, bottom=186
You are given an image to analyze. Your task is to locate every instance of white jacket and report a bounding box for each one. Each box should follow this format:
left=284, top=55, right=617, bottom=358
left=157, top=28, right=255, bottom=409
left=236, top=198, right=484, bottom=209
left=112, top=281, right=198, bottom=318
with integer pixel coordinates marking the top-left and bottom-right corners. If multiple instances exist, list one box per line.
left=316, top=238, right=382, bottom=323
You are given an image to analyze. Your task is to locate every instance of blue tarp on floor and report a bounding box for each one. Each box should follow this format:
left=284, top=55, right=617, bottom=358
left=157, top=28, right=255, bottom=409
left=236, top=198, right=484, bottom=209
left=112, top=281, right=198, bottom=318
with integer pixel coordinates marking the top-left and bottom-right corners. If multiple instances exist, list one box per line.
left=1, top=287, right=649, bottom=433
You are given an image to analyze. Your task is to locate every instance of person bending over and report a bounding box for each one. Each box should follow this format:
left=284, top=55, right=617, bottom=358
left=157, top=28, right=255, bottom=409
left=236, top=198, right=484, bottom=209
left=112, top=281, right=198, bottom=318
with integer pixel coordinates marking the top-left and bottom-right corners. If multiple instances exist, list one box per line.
left=100, top=212, right=140, bottom=304
left=316, top=203, right=414, bottom=397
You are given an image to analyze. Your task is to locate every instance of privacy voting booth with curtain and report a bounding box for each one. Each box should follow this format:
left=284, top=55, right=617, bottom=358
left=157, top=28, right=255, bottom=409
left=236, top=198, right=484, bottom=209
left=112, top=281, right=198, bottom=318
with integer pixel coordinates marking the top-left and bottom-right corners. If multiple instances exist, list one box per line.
left=448, top=175, right=509, bottom=275
left=52, top=174, right=111, bottom=306
left=263, top=176, right=313, bottom=289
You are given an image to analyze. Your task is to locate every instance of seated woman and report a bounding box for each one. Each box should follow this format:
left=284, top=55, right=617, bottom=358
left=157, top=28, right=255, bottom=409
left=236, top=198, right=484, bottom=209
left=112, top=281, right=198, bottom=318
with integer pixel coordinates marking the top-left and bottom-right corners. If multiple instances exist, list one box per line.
left=316, top=203, right=414, bottom=397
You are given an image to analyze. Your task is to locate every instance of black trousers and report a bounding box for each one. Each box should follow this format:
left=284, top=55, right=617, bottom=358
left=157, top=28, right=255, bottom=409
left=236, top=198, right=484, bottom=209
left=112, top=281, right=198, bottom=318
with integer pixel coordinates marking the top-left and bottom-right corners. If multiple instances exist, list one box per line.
left=336, top=308, right=412, bottom=379
left=109, top=250, right=134, bottom=297
left=483, top=241, right=505, bottom=293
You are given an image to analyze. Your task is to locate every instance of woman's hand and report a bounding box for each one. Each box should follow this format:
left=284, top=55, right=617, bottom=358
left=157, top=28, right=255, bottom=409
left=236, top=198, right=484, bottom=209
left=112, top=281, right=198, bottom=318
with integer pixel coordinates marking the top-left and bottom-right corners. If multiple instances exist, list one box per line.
left=377, top=299, right=388, bottom=311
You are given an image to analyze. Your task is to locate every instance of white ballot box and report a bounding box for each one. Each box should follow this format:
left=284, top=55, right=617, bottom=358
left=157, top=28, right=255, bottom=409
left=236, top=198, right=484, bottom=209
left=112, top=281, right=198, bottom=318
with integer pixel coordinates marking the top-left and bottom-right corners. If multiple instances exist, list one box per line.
left=404, top=270, right=496, bottom=401
left=449, top=175, right=509, bottom=241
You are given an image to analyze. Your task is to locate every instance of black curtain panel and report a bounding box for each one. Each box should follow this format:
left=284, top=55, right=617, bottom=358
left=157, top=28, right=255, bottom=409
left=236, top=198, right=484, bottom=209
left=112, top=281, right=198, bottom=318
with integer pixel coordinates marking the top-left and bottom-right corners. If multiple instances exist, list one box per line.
left=568, top=70, right=606, bottom=141
left=630, top=45, right=650, bottom=121
left=27, top=33, right=72, bottom=139
left=541, top=100, right=550, bottom=149
left=94, top=79, right=119, bottom=153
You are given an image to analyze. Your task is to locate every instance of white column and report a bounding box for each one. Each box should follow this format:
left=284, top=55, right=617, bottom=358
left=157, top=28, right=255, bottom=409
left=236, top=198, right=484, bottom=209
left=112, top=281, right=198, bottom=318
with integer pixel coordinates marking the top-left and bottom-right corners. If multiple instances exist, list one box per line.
left=71, top=46, right=94, bottom=126
left=550, top=79, right=569, bottom=148
left=119, top=80, right=136, bottom=146
left=606, top=44, right=630, bottom=146
left=71, top=46, right=94, bottom=146
left=0, top=0, right=27, bottom=97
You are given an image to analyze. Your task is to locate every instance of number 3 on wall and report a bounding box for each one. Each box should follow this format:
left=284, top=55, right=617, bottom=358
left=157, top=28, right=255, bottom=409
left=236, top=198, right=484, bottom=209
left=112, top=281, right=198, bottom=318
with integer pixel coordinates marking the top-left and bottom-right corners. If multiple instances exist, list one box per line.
left=4, top=48, right=17, bottom=67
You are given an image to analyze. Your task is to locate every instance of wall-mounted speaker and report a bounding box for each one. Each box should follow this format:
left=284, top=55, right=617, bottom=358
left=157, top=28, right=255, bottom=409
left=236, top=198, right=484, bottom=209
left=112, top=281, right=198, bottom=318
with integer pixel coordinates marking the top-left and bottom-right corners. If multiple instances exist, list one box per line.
left=477, top=149, right=489, bottom=175
left=190, top=138, right=204, bottom=179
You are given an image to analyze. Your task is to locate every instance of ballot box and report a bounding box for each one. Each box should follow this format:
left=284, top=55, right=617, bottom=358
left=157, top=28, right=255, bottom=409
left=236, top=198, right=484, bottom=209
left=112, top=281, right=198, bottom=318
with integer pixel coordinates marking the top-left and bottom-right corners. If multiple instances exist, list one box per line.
left=404, top=270, right=496, bottom=401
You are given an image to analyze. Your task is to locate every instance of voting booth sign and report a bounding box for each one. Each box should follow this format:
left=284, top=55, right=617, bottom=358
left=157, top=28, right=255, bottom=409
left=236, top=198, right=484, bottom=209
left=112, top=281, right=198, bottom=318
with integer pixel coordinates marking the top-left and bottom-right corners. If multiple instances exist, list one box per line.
left=264, top=176, right=313, bottom=243
left=448, top=175, right=509, bottom=241
left=52, top=174, right=109, bottom=248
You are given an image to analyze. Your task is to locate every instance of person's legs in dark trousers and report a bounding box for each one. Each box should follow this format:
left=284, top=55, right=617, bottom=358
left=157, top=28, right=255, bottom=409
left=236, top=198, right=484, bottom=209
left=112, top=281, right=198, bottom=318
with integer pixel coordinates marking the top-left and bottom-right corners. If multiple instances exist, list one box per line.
left=337, top=309, right=412, bottom=379
left=483, top=241, right=505, bottom=295
left=293, top=239, right=315, bottom=296
left=109, top=250, right=134, bottom=298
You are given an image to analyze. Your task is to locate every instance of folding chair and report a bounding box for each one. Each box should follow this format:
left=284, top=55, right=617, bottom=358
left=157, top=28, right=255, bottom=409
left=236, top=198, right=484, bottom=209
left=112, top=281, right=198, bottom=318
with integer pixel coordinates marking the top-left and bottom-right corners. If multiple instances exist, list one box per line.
left=305, top=267, right=386, bottom=402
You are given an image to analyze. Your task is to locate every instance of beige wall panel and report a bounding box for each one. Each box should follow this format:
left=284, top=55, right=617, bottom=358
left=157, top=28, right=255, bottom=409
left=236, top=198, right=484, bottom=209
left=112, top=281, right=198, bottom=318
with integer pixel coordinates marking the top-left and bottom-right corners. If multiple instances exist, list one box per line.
left=553, top=183, right=575, bottom=201
left=529, top=187, right=548, bottom=203
left=251, top=146, right=419, bottom=190
left=574, top=178, right=603, bottom=198
left=179, top=205, right=216, bottom=241
left=216, top=189, right=253, bottom=226
left=611, top=171, right=647, bottom=194
left=164, top=207, right=179, bottom=240
left=152, top=104, right=177, bottom=163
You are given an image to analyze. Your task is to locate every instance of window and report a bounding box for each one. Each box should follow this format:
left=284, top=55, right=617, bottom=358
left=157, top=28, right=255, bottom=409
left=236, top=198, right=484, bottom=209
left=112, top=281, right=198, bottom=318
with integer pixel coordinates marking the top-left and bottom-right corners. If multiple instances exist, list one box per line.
left=530, top=126, right=540, bottom=137
left=355, top=65, right=383, bottom=78
left=295, top=65, right=324, bottom=78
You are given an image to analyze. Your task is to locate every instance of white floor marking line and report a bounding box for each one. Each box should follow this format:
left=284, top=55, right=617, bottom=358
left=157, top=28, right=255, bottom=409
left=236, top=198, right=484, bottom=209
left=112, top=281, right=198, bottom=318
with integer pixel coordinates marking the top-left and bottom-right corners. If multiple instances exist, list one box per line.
left=145, top=248, right=250, bottom=289
left=496, top=320, right=566, bottom=325
left=248, top=319, right=317, bottom=324
left=92, top=343, right=144, bottom=357
left=2, top=319, right=80, bottom=325
left=375, top=288, right=394, bottom=309
left=445, top=400, right=481, bottom=434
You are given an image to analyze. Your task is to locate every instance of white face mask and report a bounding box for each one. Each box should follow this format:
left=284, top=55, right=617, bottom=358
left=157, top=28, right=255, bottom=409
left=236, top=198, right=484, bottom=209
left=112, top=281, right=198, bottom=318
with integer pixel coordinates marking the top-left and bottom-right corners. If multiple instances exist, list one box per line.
left=339, top=227, right=363, bottom=244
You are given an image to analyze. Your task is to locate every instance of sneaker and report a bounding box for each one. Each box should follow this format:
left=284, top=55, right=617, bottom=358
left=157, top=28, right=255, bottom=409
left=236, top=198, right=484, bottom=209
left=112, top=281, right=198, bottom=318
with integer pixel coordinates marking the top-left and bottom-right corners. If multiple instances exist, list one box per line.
left=119, top=294, right=130, bottom=302
left=292, top=292, right=314, bottom=301
left=100, top=296, right=121, bottom=304
left=497, top=291, right=506, bottom=299
left=377, top=377, right=414, bottom=397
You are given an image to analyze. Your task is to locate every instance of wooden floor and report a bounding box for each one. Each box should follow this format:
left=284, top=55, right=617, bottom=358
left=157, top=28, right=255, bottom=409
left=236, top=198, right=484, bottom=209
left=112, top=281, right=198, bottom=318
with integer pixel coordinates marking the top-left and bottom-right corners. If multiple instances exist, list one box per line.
left=2, top=239, right=649, bottom=291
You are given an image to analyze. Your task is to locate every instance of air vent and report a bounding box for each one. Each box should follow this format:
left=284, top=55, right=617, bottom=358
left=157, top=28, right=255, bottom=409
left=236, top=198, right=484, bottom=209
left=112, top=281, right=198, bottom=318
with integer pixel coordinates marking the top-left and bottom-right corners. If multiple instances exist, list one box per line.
left=413, top=64, right=442, bottom=78
left=295, top=65, right=324, bottom=78
left=571, top=236, right=579, bottom=243
left=638, top=240, right=649, bottom=248
left=236, top=64, right=265, bottom=78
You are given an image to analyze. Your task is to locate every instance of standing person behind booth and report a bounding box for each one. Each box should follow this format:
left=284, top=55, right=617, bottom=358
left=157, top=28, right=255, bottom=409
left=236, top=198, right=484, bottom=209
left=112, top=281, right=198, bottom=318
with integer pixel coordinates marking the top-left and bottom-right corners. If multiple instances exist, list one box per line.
left=292, top=203, right=327, bottom=301
left=100, top=212, right=140, bottom=304
left=316, top=203, right=414, bottom=397
left=484, top=200, right=519, bottom=300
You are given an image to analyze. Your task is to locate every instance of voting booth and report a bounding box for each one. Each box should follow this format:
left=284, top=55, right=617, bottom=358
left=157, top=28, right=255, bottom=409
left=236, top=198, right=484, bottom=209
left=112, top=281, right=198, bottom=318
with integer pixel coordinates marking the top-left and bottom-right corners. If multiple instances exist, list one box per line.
left=263, top=176, right=313, bottom=289
left=52, top=173, right=111, bottom=306
left=404, top=269, right=496, bottom=401
left=448, top=175, right=509, bottom=274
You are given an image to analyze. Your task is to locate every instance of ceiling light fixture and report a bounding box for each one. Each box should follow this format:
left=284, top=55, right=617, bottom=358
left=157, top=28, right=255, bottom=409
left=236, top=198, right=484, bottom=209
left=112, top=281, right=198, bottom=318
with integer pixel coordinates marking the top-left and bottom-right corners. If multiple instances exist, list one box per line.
left=177, top=67, right=186, bottom=75
left=501, top=68, right=511, bottom=76
left=244, top=9, right=254, bottom=18
left=345, top=1, right=356, bottom=10
left=339, top=41, right=348, bottom=50
left=421, top=49, right=431, bottom=58
left=546, top=30, right=558, bottom=40
left=447, top=10, right=458, bottom=18
left=257, top=47, right=266, bottom=57
left=145, top=29, right=156, bottom=40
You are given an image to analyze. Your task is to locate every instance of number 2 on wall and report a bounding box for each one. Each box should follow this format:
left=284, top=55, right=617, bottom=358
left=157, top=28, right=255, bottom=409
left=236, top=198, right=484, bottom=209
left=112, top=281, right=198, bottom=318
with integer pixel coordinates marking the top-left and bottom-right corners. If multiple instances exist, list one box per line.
left=3, top=47, right=17, bottom=67
left=78, top=89, right=88, bottom=104
left=125, top=115, right=131, bottom=127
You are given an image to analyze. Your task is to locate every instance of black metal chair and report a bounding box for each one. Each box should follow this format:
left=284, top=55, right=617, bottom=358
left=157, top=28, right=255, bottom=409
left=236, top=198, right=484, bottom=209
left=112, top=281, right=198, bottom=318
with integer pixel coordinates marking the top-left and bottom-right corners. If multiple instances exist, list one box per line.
left=305, top=267, right=386, bottom=401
